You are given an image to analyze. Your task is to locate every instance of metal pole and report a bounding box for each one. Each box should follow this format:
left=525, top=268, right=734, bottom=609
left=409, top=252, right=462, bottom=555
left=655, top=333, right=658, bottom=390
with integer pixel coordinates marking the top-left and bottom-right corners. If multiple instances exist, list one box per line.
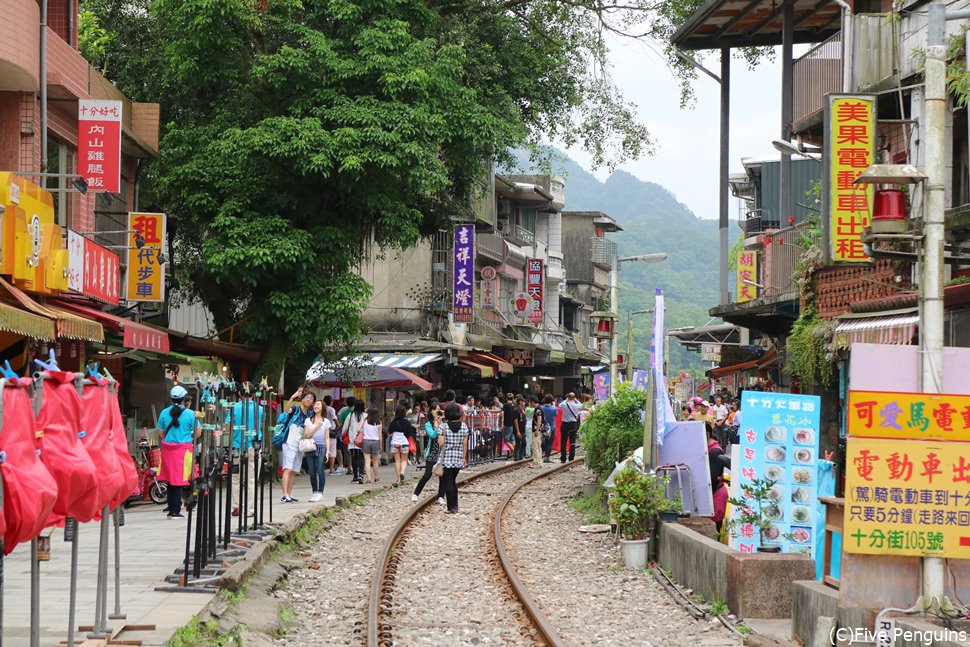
left=88, top=507, right=110, bottom=638
left=109, top=509, right=125, bottom=620
left=29, top=538, right=39, bottom=647
left=780, top=0, right=794, bottom=227
left=922, top=1, right=947, bottom=604
left=609, top=255, right=619, bottom=396
left=223, top=407, right=234, bottom=548
left=66, top=521, right=78, bottom=647
left=39, top=0, right=48, bottom=172
left=626, top=310, right=634, bottom=383
left=719, top=47, right=731, bottom=306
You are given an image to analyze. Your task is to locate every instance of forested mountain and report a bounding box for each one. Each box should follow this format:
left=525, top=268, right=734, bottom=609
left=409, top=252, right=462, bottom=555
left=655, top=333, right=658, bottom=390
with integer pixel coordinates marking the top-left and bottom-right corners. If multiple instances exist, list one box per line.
left=513, top=151, right=722, bottom=374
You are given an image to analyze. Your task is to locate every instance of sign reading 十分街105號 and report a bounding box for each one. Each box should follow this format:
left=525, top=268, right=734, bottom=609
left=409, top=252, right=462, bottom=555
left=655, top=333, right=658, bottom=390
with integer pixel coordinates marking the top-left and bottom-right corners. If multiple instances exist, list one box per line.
left=848, top=390, right=970, bottom=442
left=844, top=437, right=970, bottom=558
left=824, top=94, right=876, bottom=264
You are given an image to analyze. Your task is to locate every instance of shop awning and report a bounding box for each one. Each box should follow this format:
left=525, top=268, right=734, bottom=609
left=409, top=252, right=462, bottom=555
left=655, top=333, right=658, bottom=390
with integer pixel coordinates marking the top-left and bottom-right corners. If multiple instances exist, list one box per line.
left=834, top=312, right=919, bottom=348
left=369, top=353, right=441, bottom=368
left=0, top=278, right=103, bottom=342
left=52, top=300, right=170, bottom=352
left=457, top=358, right=495, bottom=378
left=308, top=365, right=433, bottom=390
left=549, top=350, right=566, bottom=363
left=0, top=301, right=55, bottom=341
left=707, top=346, right=779, bottom=378
left=468, top=351, right=514, bottom=374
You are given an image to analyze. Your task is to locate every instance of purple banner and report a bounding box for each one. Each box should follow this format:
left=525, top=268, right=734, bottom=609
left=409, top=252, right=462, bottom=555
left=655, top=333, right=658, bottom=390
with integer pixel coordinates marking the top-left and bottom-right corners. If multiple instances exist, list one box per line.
left=453, top=225, right=474, bottom=323
left=593, top=371, right=610, bottom=401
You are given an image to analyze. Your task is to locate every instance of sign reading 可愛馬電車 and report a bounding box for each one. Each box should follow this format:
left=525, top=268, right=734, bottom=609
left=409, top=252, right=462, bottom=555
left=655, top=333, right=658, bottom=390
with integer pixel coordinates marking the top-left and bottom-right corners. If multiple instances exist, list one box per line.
left=848, top=390, right=970, bottom=442
left=78, top=100, right=122, bottom=194
left=125, top=212, right=166, bottom=302
left=844, top=437, right=970, bottom=558
left=824, top=95, right=876, bottom=263
left=453, top=225, right=474, bottom=323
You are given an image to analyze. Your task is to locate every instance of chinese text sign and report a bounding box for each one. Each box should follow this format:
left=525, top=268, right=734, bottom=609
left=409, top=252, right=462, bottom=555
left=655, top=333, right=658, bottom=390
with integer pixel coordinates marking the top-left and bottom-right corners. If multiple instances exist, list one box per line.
left=844, top=437, right=970, bottom=558
left=125, top=212, right=166, bottom=302
left=733, top=392, right=822, bottom=557
left=78, top=100, right=122, bottom=194
left=526, top=258, right=543, bottom=325
left=825, top=95, right=875, bottom=263
left=480, top=266, right=496, bottom=311
left=67, top=229, right=120, bottom=305
left=736, top=251, right=758, bottom=303
left=848, top=390, right=970, bottom=442
left=453, top=225, right=474, bottom=323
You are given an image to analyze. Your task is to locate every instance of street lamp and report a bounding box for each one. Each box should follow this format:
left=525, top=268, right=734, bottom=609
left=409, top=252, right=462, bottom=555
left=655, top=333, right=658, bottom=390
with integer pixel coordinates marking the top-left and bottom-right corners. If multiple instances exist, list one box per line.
left=771, top=139, right=822, bottom=161
left=610, top=252, right=667, bottom=394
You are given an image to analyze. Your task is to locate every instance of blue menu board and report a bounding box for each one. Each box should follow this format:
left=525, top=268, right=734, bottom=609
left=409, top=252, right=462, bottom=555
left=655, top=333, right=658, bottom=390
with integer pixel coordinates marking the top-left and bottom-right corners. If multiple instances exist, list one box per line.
left=732, top=392, right=822, bottom=557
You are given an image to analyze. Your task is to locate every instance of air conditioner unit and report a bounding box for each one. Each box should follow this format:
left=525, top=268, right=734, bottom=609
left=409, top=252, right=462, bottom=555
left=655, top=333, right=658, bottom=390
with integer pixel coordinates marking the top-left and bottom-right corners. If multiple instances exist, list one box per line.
left=496, top=220, right=510, bottom=234
left=588, top=337, right=599, bottom=351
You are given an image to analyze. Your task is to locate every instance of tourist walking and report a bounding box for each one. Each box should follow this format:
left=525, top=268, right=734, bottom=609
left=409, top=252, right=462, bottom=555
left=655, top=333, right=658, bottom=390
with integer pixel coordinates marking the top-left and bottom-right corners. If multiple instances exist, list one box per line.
left=279, top=387, right=315, bottom=503
left=438, top=403, right=469, bottom=513
left=524, top=396, right=538, bottom=459
left=358, top=407, right=383, bottom=483
left=513, top=397, right=526, bottom=461
left=156, top=385, right=200, bottom=519
left=558, top=392, right=581, bottom=463
left=304, top=400, right=332, bottom=502
left=539, top=395, right=557, bottom=463
left=323, top=395, right=342, bottom=475
left=388, top=405, right=411, bottom=484
left=412, top=403, right=444, bottom=503
left=342, top=400, right=366, bottom=483
left=502, top=393, right=517, bottom=460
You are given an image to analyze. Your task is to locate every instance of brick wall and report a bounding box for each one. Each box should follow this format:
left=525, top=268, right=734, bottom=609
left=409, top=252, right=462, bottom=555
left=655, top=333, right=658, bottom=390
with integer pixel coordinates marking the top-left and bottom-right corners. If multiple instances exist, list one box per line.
left=48, top=0, right=77, bottom=47
left=813, top=259, right=912, bottom=319
left=0, top=92, right=23, bottom=171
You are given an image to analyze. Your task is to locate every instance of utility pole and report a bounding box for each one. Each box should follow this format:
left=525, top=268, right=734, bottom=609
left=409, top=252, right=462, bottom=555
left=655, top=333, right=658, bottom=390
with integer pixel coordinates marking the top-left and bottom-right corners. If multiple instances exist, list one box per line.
left=625, top=309, right=653, bottom=383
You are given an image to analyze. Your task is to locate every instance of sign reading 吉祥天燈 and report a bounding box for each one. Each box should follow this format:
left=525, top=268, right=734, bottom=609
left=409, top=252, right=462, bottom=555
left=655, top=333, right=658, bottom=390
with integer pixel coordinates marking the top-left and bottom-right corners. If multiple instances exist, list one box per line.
left=526, top=258, right=543, bottom=324
left=848, top=390, right=970, bottom=442
left=453, top=225, right=474, bottom=323
left=78, top=100, right=122, bottom=194
left=732, top=392, right=822, bottom=556
left=844, top=437, right=970, bottom=558
left=126, top=212, right=166, bottom=302
left=824, top=94, right=876, bottom=263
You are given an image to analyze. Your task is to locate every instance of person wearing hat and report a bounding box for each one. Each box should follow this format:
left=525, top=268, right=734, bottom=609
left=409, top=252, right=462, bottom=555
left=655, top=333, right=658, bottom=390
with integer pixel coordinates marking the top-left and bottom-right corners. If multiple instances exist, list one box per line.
left=156, top=385, right=201, bottom=519
left=223, top=382, right=265, bottom=518
left=691, top=400, right=715, bottom=426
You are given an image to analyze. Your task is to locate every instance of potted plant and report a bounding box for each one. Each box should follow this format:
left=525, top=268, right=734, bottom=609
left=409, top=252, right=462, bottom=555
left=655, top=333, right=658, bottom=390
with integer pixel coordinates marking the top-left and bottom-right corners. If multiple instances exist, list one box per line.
left=608, top=465, right=675, bottom=568
left=727, top=477, right=783, bottom=553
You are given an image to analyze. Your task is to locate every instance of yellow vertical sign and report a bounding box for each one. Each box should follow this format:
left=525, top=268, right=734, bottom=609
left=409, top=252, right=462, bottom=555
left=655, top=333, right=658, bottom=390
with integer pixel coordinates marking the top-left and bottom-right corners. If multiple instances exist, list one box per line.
left=827, top=95, right=875, bottom=263
left=736, top=251, right=758, bottom=303
left=125, top=212, right=166, bottom=302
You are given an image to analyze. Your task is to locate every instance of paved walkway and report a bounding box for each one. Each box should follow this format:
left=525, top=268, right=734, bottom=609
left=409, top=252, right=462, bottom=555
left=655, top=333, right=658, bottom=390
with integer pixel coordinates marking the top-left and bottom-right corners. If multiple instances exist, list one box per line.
left=4, top=462, right=424, bottom=646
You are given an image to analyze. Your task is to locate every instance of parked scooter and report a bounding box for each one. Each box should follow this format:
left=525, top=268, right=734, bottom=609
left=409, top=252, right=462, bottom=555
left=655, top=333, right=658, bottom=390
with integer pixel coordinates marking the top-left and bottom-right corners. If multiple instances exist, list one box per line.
left=126, top=436, right=167, bottom=506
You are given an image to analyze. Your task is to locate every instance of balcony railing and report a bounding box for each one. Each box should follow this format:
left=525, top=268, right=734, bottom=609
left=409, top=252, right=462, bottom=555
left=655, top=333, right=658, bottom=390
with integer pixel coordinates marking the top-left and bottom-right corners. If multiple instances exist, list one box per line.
left=591, top=237, right=616, bottom=267
left=547, top=256, right=564, bottom=279
left=477, top=232, right=505, bottom=262
left=501, top=221, right=534, bottom=246
left=793, top=31, right=843, bottom=125
left=758, top=224, right=819, bottom=299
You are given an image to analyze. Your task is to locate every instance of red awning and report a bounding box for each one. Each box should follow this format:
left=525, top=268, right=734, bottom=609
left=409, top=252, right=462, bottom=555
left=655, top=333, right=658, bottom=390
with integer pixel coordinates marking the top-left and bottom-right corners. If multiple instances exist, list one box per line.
left=51, top=300, right=170, bottom=353
left=707, top=346, right=778, bottom=378
left=468, top=351, right=514, bottom=374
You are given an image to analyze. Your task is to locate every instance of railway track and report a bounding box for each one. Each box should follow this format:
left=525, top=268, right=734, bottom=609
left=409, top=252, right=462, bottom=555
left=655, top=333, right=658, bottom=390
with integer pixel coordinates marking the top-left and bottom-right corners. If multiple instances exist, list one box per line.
left=367, top=458, right=582, bottom=647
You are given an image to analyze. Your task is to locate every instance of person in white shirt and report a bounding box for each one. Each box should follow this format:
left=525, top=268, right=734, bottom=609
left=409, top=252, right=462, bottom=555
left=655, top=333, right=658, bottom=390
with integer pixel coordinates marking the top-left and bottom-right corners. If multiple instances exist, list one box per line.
left=558, top=392, right=582, bottom=463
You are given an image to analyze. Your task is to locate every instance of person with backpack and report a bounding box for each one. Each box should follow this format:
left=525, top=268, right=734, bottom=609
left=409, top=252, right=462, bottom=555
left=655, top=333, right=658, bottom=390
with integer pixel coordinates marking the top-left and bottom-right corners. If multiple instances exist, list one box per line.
left=342, top=400, right=366, bottom=484
left=277, top=387, right=315, bottom=502
left=156, top=385, right=201, bottom=519
left=358, top=407, right=384, bottom=483
left=412, top=402, right=444, bottom=503
left=539, top=395, right=558, bottom=463
left=438, top=402, right=469, bottom=513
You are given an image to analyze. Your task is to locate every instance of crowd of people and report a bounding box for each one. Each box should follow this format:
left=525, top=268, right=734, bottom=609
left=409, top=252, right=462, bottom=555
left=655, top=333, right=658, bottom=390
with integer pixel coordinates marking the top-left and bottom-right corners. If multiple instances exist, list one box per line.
left=156, top=383, right=592, bottom=518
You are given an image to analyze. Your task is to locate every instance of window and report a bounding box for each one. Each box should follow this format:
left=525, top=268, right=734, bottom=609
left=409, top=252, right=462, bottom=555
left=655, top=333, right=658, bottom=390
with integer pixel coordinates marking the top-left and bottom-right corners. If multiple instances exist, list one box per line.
left=45, top=138, right=75, bottom=227
left=517, top=206, right=537, bottom=234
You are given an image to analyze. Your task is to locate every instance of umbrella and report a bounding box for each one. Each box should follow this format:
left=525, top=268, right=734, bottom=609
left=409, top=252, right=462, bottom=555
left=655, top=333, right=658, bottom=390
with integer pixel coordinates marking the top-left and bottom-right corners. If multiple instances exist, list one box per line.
left=306, top=361, right=432, bottom=390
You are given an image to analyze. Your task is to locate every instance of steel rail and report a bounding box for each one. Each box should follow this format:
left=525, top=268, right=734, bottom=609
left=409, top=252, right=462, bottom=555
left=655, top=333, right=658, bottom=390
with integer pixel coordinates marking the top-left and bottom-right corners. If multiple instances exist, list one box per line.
left=492, top=458, right=582, bottom=647
left=367, top=458, right=580, bottom=647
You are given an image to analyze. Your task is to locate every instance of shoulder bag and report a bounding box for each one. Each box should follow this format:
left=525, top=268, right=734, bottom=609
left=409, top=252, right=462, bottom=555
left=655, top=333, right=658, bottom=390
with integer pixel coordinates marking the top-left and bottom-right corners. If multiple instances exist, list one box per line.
left=354, top=417, right=365, bottom=448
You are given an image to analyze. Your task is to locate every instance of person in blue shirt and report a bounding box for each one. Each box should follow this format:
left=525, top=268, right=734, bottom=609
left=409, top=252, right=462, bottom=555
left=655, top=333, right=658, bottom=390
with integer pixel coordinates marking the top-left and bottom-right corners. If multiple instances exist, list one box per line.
left=156, top=385, right=200, bottom=518
left=223, top=382, right=265, bottom=517
left=539, top=395, right=558, bottom=464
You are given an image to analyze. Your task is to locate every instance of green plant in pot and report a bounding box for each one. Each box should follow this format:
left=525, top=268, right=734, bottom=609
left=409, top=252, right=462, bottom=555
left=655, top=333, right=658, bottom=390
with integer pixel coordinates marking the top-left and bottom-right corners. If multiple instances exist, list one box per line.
left=608, top=465, right=675, bottom=568
left=727, top=477, right=783, bottom=553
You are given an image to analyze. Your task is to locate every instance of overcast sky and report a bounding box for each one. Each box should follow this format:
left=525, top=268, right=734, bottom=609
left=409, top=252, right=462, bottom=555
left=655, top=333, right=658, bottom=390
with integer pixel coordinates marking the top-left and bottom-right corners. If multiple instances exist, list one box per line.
left=565, top=37, right=795, bottom=222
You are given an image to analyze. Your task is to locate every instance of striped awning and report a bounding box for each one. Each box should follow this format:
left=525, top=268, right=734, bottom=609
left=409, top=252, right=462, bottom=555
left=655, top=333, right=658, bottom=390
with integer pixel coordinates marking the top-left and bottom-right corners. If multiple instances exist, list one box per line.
left=457, top=358, right=495, bottom=378
left=834, top=313, right=919, bottom=347
left=0, top=278, right=102, bottom=342
left=0, top=302, right=55, bottom=341
left=368, top=353, right=441, bottom=368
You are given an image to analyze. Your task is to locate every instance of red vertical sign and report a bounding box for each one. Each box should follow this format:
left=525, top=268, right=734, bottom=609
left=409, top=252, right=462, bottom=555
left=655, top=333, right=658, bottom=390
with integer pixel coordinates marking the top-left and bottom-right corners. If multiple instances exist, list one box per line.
left=526, top=258, right=543, bottom=325
left=78, top=100, right=123, bottom=194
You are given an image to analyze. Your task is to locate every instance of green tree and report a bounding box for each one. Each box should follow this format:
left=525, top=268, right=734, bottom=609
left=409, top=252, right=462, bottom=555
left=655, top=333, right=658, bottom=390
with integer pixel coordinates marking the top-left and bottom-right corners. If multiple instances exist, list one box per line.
left=82, top=0, right=717, bottom=377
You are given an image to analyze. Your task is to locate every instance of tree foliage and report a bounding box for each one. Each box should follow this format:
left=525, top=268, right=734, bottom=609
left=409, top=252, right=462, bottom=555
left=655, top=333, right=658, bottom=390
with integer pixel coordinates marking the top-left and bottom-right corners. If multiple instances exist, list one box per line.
left=582, top=382, right=647, bottom=481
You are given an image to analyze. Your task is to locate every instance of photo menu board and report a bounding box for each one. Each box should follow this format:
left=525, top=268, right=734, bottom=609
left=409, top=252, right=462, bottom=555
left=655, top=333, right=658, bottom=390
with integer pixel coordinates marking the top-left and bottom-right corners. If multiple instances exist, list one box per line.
left=732, top=392, right=822, bottom=556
